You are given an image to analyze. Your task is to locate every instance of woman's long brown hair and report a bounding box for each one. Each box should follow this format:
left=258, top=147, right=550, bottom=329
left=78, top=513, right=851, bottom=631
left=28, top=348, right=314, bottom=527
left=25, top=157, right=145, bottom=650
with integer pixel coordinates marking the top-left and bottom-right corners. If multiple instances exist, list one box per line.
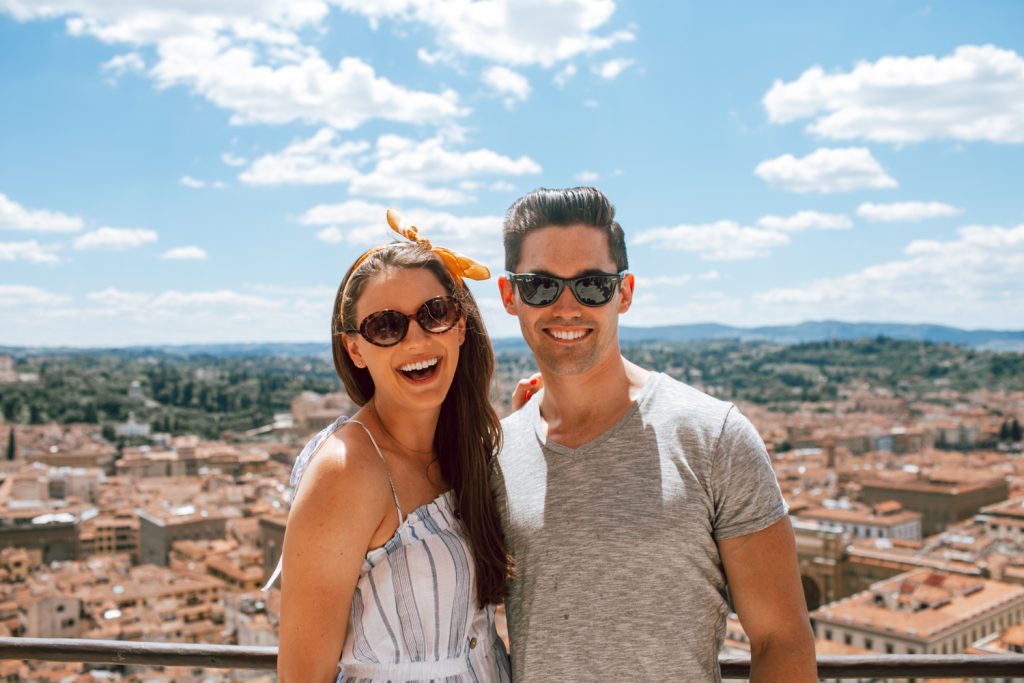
left=331, top=242, right=509, bottom=606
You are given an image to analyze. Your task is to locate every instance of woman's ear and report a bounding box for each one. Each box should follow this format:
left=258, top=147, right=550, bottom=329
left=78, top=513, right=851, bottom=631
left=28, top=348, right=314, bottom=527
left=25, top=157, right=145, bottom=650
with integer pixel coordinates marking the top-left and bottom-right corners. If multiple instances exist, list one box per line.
left=343, top=333, right=366, bottom=368
left=457, top=316, right=467, bottom=346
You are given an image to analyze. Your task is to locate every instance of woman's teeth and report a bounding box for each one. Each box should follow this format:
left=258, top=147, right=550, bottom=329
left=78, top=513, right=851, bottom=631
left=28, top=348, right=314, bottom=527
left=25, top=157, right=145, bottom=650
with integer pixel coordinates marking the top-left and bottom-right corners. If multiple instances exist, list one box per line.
left=549, top=329, right=587, bottom=340
left=400, top=357, right=439, bottom=372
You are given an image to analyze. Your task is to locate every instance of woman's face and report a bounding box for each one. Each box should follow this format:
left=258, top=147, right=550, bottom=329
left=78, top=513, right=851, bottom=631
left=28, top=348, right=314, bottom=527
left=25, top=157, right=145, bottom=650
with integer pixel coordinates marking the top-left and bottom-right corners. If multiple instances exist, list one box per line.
left=344, top=266, right=466, bottom=412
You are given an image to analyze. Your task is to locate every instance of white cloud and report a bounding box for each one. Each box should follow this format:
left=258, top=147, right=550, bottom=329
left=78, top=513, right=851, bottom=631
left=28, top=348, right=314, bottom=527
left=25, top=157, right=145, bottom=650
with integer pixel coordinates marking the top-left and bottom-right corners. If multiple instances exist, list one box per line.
left=73, top=227, right=158, bottom=250
left=755, top=147, right=898, bottom=193
left=335, top=0, right=635, bottom=68
left=239, top=129, right=368, bottom=185
left=100, top=51, right=145, bottom=78
left=151, top=290, right=276, bottom=308
left=0, top=240, right=62, bottom=265
left=763, top=44, right=1024, bottom=144
left=632, top=221, right=790, bottom=260
left=86, top=288, right=152, bottom=308
left=553, top=63, right=577, bottom=88
left=315, top=226, right=344, bottom=244
left=241, top=129, right=540, bottom=204
left=756, top=210, right=853, bottom=232
left=299, top=199, right=505, bottom=261
left=640, top=271, right=720, bottom=287
left=595, top=57, right=634, bottom=80
left=221, top=152, right=247, bottom=167
left=179, top=175, right=206, bottom=189
left=0, top=192, right=83, bottom=233
left=575, top=170, right=599, bottom=182
left=151, top=40, right=464, bottom=129
left=85, top=286, right=278, bottom=311
left=162, top=246, right=207, bottom=260
left=0, top=285, right=71, bottom=307
left=856, top=201, right=963, bottom=223
left=755, top=224, right=1024, bottom=327
left=2, top=2, right=464, bottom=130
left=482, top=65, right=530, bottom=106
left=0, top=281, right=339, bottom=345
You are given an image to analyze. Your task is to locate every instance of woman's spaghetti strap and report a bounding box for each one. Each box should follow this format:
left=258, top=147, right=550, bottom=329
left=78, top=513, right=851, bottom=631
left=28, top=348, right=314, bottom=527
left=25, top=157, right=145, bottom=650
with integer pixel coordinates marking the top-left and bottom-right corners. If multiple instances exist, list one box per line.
left=346, top=418, right=403, bottom=526
left=262, top=415, right=402, bottom=590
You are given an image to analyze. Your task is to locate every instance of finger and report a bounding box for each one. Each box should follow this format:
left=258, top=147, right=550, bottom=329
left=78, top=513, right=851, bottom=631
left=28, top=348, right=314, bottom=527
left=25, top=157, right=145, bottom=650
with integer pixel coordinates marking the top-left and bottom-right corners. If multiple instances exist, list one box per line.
left=511, top=376, right=538, bottom=411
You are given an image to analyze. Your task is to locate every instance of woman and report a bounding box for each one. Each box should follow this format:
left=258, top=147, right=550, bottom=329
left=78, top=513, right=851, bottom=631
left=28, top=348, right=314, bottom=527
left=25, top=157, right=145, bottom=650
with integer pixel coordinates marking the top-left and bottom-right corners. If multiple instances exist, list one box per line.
left=273, top=210, right=512, bottom=683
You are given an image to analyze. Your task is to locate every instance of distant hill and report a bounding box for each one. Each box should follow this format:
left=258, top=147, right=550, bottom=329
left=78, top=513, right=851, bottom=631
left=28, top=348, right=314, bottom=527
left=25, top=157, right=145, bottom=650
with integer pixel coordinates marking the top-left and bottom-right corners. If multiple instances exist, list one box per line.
left=3, top=321, right=1022, bottom=356
left=614, top=321, right=1024, bottom=351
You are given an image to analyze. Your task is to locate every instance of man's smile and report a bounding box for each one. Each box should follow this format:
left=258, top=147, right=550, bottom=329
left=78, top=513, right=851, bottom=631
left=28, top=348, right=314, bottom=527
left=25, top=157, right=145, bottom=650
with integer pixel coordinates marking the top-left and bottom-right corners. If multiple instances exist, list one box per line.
left=543, top=326, right=593, bottom=343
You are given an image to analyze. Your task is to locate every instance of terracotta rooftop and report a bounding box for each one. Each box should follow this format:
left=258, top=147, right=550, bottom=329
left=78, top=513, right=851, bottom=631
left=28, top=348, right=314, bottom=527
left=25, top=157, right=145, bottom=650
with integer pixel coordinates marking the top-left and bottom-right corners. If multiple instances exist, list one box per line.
left=813, top=569, right=1024, bottom=641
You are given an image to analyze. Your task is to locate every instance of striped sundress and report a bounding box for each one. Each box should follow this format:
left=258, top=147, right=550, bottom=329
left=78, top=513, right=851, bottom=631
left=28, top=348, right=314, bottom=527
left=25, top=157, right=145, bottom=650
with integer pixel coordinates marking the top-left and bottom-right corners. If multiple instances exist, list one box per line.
left=267, top=416, right=512, bottom=683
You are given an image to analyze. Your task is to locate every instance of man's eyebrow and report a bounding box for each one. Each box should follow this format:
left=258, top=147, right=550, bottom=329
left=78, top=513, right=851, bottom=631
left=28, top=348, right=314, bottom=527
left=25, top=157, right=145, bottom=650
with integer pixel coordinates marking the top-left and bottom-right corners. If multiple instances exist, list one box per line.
left=527, top=268, right=617, bottom=278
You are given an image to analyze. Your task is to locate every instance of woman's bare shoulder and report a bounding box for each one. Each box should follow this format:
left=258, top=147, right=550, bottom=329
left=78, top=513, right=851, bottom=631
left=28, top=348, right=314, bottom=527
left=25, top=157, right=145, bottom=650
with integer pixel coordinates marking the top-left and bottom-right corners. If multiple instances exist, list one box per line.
left=291, top=420, right=392, bottom=520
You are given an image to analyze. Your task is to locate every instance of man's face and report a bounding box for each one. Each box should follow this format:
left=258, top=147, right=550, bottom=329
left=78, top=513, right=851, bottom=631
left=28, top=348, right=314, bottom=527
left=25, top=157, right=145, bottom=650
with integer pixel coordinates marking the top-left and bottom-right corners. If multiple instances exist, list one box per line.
left=499, top=224, right=634, bottom=376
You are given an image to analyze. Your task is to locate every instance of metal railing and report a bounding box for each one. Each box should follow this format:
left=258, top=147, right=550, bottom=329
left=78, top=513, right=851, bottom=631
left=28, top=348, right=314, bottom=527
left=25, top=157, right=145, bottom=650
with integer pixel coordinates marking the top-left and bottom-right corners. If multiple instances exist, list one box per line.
left=2, top=637, right=1024, bottom=679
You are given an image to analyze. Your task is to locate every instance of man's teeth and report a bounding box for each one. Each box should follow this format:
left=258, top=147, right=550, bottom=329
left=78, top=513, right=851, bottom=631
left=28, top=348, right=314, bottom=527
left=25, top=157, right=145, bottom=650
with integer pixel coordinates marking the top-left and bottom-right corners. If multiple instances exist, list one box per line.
left=549, top=329, right=587, bottom=340
left=400, top=357, right=439, bottom=372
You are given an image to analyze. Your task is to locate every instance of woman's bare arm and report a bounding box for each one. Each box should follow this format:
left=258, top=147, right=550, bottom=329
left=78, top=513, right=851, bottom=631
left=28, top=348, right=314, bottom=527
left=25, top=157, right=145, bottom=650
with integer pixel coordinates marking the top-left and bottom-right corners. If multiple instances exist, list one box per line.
left=277, top=433, right=391, bottom=683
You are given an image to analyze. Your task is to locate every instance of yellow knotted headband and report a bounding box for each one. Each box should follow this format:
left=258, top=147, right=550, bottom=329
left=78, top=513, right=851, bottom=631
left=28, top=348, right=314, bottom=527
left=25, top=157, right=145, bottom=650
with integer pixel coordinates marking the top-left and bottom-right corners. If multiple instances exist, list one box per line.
left=335, top=209, right=491, bottom=337
left=347, top=209, right=491, bottom=287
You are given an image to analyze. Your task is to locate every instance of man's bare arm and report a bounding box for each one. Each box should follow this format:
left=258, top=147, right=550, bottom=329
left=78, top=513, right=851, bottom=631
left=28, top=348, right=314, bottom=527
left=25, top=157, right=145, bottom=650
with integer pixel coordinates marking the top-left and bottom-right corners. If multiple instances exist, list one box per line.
left=718, top=516, right=817, bottom=683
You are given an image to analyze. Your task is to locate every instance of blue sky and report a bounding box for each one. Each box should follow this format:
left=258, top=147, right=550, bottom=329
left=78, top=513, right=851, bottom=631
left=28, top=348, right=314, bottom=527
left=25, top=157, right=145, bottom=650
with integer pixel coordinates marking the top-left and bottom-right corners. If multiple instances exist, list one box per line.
left=1, top=1, right=1022, bottom=346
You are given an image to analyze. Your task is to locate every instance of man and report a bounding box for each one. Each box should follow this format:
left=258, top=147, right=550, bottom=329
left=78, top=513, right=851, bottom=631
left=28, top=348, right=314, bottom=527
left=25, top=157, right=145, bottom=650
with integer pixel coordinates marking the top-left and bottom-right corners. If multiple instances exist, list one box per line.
left=493, top=187, right=816, bottom=681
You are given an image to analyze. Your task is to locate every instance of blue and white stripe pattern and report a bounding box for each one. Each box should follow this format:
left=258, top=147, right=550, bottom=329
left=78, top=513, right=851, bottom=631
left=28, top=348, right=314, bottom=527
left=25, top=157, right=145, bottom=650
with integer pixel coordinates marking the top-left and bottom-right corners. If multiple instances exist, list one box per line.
left=272, top=416, right=511, bottom=683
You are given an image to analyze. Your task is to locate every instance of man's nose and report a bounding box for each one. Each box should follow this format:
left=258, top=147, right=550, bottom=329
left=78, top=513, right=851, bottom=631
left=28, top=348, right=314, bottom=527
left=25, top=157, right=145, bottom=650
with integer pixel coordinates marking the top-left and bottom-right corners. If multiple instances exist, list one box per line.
left=548, top=284, right=582, bottom=316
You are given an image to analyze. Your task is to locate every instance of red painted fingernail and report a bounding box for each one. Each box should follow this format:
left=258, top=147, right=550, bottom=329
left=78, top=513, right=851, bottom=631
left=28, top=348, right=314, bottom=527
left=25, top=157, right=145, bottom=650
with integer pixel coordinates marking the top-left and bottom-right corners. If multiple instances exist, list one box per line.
left=523, top=391, right=531, bottom=400
left=530, top=378, right=538, bottom=386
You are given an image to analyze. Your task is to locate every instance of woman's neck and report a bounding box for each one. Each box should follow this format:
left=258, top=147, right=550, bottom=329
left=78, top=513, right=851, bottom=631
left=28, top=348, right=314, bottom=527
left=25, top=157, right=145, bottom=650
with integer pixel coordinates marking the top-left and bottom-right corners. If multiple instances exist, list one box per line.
left=368, top=395, right=440, bottom=459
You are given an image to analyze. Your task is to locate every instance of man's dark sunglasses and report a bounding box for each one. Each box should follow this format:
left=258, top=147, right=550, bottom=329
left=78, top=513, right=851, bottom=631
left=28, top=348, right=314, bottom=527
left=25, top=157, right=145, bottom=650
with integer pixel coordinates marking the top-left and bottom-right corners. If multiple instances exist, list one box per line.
left=344, top=296, right=462, bottom=347
left=506, top=271, right=625, bottom=307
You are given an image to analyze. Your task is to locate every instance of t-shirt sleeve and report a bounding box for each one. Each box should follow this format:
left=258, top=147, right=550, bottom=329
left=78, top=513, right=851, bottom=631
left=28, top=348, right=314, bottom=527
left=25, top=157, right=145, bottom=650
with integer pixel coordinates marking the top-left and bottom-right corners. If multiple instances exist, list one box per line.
left=710, top=405, right=789, bottom=541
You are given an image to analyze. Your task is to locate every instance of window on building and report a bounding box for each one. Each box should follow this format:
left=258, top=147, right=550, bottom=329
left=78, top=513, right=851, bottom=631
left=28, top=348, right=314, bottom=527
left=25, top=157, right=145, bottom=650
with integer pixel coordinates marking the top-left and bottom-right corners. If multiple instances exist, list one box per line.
left=825, top=629, right=833, bottom=641
left=844, top=634, right=852, bottom=646
left=907, top=647, right=916, bottom=655
left=865, top=638, right=873, bottom=650
left=886, top=644, right=894, bottom=654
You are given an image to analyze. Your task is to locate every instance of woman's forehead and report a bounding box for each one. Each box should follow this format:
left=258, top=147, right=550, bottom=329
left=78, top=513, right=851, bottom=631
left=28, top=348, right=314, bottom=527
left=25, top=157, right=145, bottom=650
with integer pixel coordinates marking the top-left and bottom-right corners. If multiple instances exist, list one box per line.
left=355, top=267, right=448, bottom=315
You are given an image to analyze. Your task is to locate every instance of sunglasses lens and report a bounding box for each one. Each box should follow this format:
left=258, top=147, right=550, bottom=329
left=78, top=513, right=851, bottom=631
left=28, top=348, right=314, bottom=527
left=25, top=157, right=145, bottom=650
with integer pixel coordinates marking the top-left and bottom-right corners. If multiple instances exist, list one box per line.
left=573, top=275, right=618, bottom=306
left=362, top=311, right=408, bottom=346
left=419, top=297, right=459, bottom=332
left=517, top=275, right=560, bottom=306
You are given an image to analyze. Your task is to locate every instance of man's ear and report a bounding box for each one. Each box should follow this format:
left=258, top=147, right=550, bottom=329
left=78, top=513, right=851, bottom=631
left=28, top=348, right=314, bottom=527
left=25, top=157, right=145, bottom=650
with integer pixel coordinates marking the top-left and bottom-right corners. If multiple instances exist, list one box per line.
left=498, top=275, right=517, bottom=315
left=617, top=273, right=635, bottom=314
left=343, top=333, right=366, bottom=368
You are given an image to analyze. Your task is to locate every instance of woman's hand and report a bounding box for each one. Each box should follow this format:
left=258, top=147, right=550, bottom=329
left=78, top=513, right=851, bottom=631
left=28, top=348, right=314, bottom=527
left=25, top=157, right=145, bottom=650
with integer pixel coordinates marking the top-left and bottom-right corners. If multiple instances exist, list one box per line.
left=510, top=372, right=543, bottom=411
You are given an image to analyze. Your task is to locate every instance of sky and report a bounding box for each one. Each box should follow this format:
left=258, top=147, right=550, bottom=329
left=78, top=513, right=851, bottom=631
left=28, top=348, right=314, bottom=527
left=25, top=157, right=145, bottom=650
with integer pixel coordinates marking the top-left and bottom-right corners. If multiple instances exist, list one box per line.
left=1, top=1, right=1023, bottom=347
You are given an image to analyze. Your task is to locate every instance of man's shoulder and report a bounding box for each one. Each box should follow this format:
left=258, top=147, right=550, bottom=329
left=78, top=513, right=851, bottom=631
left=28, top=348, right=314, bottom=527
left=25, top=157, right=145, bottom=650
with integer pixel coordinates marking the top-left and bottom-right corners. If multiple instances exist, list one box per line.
left=643, top=371, right=734, bottom=425
left=498, top=404, right=537, bottom=456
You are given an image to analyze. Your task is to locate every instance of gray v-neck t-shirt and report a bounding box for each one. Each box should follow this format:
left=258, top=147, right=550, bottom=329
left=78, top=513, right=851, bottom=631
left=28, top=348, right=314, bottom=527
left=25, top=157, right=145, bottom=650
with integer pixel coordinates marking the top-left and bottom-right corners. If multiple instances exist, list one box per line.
left=492, top=372, right=788, bottom=681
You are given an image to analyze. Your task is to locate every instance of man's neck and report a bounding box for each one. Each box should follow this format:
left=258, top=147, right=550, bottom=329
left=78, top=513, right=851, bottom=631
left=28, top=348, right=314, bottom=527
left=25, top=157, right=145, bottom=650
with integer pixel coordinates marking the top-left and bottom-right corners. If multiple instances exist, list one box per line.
left=537, top=354, right=651, bottom=449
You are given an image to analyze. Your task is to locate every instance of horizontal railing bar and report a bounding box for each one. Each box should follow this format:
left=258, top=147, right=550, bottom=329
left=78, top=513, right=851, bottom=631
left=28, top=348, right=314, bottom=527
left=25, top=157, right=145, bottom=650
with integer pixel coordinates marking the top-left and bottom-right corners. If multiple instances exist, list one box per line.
left=0, top=637, right=277, bottom=670
left=1, top=638, right=1022, bottom=677
left=719, top=653, right=1024, bottom=678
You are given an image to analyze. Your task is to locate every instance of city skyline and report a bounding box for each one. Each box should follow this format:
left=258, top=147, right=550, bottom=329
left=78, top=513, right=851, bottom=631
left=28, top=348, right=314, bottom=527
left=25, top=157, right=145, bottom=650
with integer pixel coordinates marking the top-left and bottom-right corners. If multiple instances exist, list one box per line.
left=2, top=2, right=1023, bottom=346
